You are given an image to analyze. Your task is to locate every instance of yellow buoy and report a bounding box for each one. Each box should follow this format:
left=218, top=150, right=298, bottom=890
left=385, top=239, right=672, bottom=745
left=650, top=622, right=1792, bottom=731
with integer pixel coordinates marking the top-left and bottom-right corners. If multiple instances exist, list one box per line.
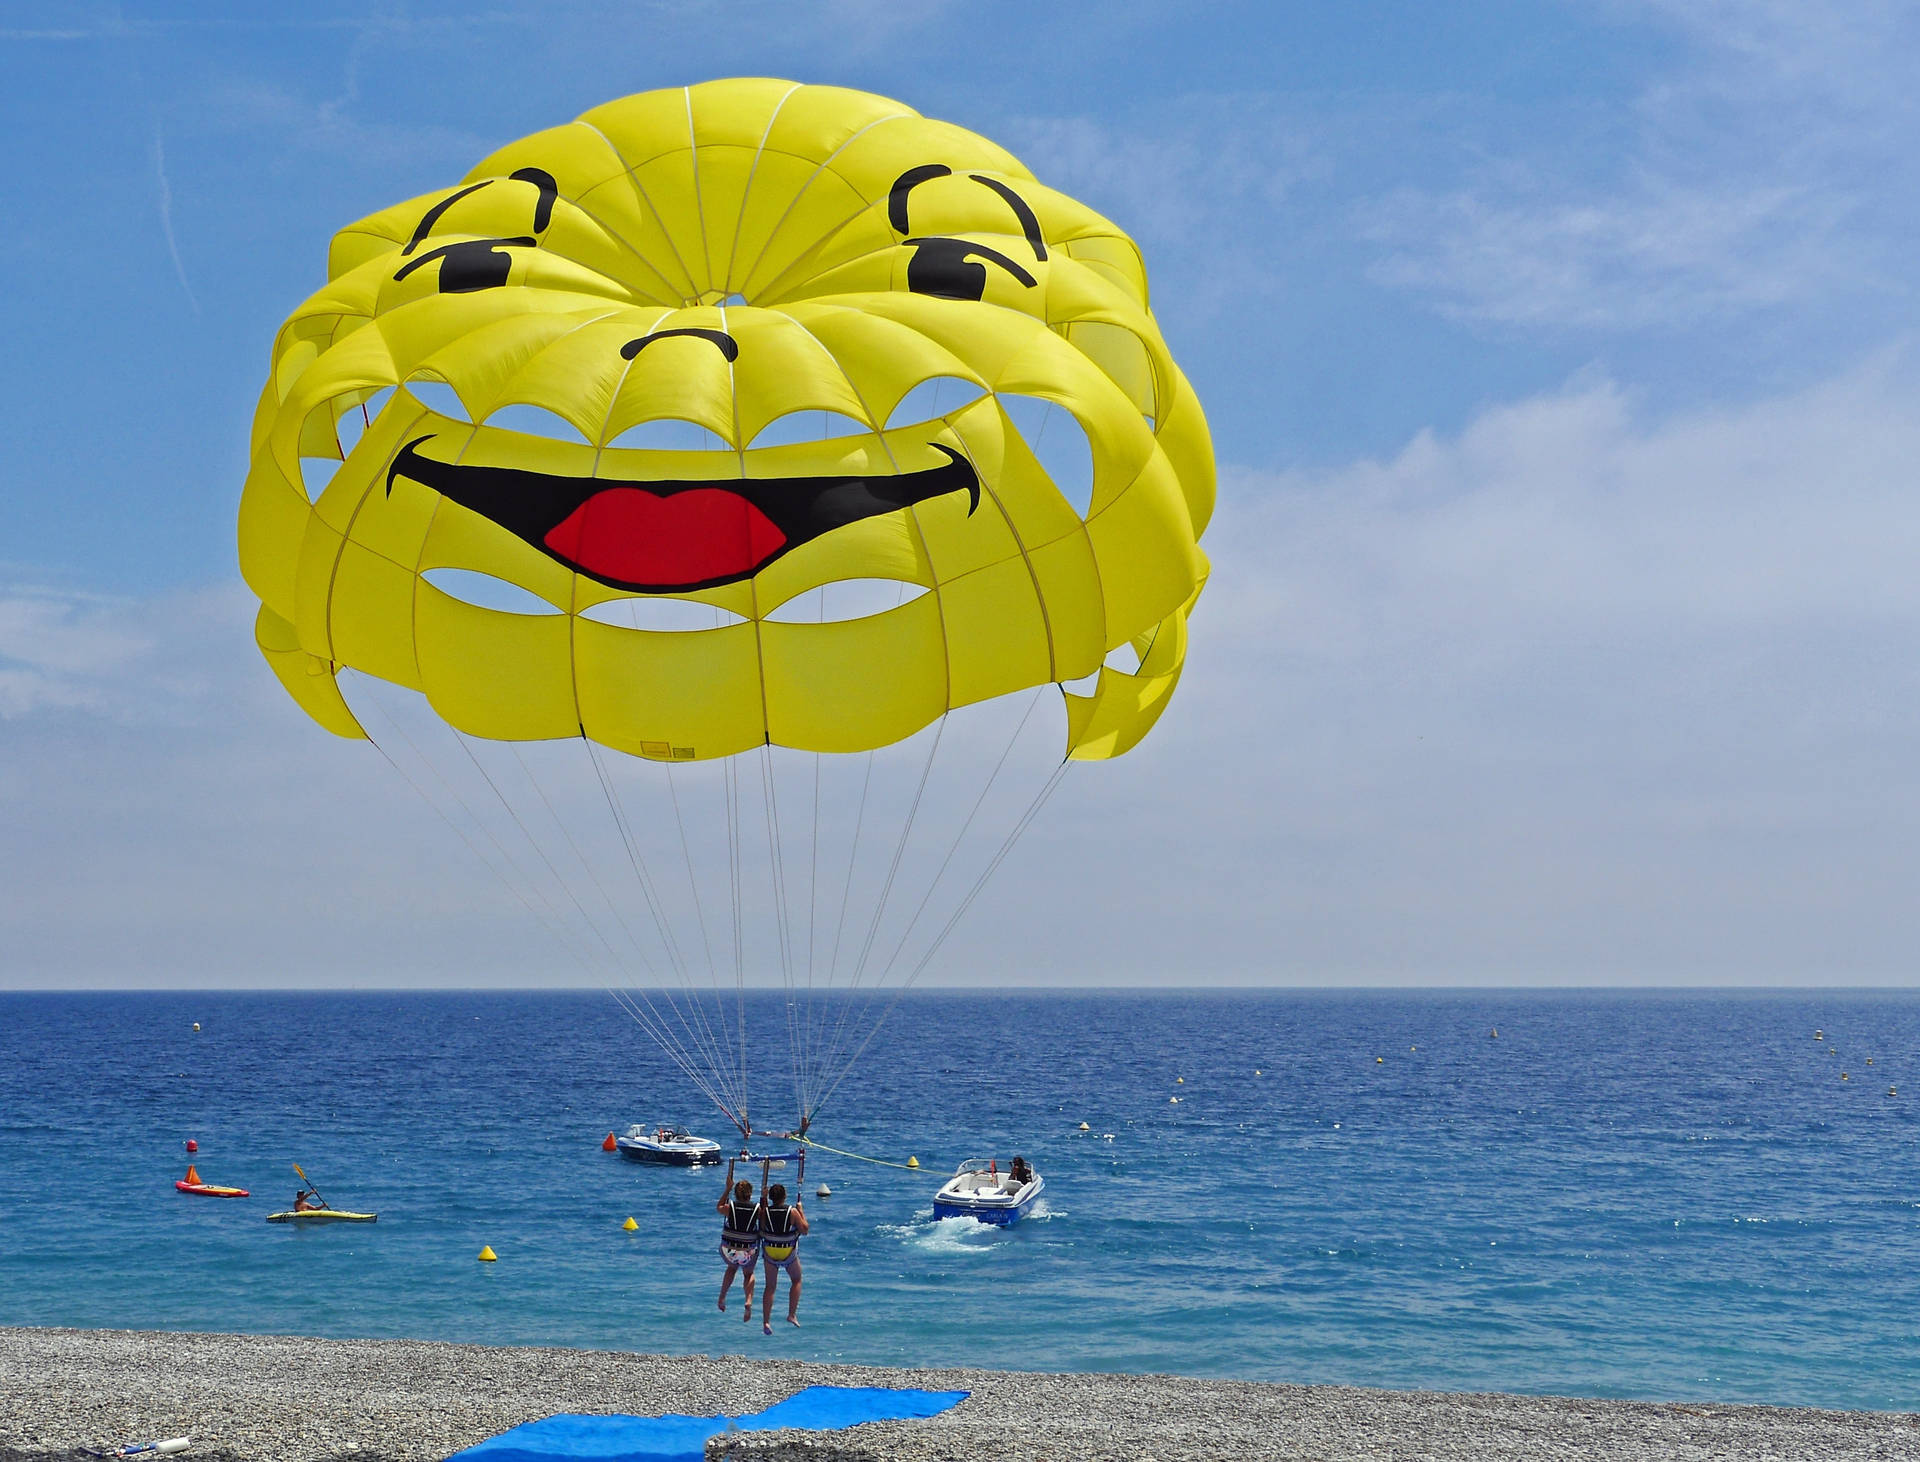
left=1842, top=1073, right=1850, bottom=1080
left=622, top=1216, right=638, bottom=1232
left=477, top=1246, right=497, bottom=1262
left=1254, top=1069, right=1262, bottom=1076
left=906, top=1156, right=919, bottom=1168
left=192, top=1022, right=201, bottom=1032
left=1376, top=1057, right=1384, bottom=1064
left=1410, top=1046, right=1416, bottom=1052
left=1169, top=1096, right=1180, bottom=1104
left=1078, top=1122, right=1090, bottom=1131
left=1176, top=1077, right=1184, bottom=1084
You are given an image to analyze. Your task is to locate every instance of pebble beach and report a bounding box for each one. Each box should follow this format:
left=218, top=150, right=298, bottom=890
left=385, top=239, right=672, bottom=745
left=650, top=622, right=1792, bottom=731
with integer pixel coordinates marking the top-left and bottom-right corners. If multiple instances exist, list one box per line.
left=2, top=1328, right=1916, bottom=1462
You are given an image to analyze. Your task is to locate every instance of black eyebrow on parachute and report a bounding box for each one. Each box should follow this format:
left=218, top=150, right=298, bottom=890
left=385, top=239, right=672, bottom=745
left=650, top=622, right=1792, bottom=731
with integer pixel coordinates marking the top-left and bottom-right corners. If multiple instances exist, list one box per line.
left=401, top=167, right=560, bottom=255
left=886, top=164, right=1048, bottom=261
left=621, top=328, right=740, bottom=362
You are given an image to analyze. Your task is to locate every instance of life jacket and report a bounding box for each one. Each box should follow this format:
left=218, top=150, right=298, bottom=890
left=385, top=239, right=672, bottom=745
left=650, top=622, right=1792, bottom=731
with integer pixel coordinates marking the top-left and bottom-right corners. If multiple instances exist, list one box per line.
left=757, top=1202, right=799, bottom=1258
left=721, top=1200, right=759, bottom=1244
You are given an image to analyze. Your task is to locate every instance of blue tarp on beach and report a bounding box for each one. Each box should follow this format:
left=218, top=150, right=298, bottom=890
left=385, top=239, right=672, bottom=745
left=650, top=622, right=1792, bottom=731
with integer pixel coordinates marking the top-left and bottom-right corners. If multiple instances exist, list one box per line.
left=445, top=1384, right=969, bottom=1462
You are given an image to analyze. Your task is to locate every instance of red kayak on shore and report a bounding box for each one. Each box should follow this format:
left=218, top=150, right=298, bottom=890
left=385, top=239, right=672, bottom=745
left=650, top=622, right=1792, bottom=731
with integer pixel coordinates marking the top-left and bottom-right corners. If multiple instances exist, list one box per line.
left=176, top=1180, right=249, bottom=1197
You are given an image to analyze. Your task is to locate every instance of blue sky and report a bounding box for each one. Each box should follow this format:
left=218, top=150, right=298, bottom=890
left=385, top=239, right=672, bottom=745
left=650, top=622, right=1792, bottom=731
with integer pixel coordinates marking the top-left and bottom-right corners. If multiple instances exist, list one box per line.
left=5, top=1, right=1920, bottom=985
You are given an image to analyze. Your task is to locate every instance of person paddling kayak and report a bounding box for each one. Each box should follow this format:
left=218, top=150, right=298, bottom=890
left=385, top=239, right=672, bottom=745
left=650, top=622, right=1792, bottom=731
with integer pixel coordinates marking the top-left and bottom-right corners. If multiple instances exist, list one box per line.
left=293, top=1188, right=323, bottom=1213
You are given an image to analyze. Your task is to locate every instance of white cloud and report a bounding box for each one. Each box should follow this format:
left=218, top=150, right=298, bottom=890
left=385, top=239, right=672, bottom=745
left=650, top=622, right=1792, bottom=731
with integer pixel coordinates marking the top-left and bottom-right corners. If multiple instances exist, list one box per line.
left=1364, top=177, right=1842, bottom=329
left=1366, top=1, right=1920, bottom=331
left=1216, top=350, right=1920, bottom=648
left=1131, top=352, right=1920, bottom=978
left=999, top=99, right=1327, bottom=313
left=0, top=587, right=151, bottom=718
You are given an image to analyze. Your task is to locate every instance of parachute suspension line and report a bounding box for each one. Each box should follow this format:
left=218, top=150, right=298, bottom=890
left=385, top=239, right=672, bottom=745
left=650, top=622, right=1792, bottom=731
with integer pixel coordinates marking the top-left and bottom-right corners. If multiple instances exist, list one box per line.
left=605, top=986, right=741, bottom=1127
left=358, top=691, right=600, bottom=974
left=358, top=710, right=558, bottom=940
left=880, top=688, right=1047, bottom=981
left=583, top=740, right=749, bottom=1134
left=801, top=746, right=824, bottom=1120
left=812, top=692, right=1044, bottom=1110
left=582, top=744, right=741, bottom=1107
left=813, top=746, right=875, bottom=1111
left=590, top=748, right=749, bottom=1132
left=508, top=744, right=662, bottom=984
left=909, top=756, right=1073, bottom=985
left=796, top=588, right=830, bottom=1122
left=506, top=742, right=745, bottom=1115
left=653, top=755, right=749, bottom=1119
left=851, top=715, right=948, bottom=985
left=757, top=744, right=806, bottom=1130
left=351, top=686, right=739, bottom=1128
left=455, top=731, right=749, bottom=1128
left=664, top=764, right=721, bottom=985
left=812, top=717, right=947, bottom=1108
left=808, top=755, right=1074, bottom=1128
left=725, top=752, right=749, bottom=1131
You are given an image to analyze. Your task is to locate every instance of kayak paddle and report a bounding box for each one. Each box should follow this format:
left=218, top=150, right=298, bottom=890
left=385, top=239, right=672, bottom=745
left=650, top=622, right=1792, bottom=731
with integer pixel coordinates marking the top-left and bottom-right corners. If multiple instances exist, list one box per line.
left=292, top=1161, right=330, bottom=1211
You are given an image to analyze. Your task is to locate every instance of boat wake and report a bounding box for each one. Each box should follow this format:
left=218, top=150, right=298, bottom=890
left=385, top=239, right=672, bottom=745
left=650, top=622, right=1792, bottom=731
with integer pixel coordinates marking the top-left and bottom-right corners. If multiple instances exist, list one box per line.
left=880, top=1211, right=1007, bottom=1254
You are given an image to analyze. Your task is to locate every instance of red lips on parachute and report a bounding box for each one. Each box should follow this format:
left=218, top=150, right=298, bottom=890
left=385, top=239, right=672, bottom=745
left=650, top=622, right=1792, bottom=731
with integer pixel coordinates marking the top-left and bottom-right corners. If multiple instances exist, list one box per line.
left=543, top=486, right=787, bottom=589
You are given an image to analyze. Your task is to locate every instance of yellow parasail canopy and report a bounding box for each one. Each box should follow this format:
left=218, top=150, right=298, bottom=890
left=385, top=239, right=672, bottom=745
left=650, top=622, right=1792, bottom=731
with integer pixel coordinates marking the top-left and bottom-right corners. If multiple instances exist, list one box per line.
left=239, top=78, right=1212, bottom=764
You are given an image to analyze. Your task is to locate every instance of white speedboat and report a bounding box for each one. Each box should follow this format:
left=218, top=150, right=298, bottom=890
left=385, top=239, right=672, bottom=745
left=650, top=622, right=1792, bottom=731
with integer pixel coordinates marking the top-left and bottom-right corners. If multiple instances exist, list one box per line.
left=932, top=1157, right=1043, bottom=1225
left=614, top=1124, right=723, bottom=1166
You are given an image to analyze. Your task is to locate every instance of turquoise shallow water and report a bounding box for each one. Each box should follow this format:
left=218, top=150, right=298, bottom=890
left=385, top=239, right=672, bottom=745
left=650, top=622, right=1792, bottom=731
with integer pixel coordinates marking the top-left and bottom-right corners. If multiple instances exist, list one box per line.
left=2, top=989, right=1918, bottom=1410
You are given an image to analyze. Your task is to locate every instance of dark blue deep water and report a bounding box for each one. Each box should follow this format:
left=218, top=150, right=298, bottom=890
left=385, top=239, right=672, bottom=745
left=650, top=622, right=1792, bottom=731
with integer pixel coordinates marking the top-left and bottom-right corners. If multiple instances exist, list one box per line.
left=2, top=990, right=1918, bottom=1411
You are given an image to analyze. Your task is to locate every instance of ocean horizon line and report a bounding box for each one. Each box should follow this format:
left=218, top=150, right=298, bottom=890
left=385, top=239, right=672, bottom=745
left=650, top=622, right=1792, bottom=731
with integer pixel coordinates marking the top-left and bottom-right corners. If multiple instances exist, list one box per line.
left=6, top=981, right=1920, bottom=996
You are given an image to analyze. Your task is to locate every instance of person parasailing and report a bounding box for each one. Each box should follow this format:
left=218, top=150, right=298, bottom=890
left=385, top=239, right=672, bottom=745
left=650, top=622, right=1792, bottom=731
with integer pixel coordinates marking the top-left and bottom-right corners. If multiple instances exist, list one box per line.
left=715, top=1172, right=761, bottom=1317
left=755, top=1181, right=809, bottom=1334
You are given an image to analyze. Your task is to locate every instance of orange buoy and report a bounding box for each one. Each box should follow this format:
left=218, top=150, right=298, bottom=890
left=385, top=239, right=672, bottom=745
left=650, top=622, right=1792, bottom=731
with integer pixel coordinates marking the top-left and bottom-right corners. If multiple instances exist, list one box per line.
left=602, top=1131, right=617, bottom=1152
left=184, top=1164, right=201, bottom=1185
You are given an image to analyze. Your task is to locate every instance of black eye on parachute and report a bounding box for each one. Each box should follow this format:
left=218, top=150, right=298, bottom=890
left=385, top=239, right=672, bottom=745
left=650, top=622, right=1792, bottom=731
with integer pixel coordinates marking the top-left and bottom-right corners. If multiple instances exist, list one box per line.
left=888, top=164, right=1046, bottom=302
left=393, top=167, right=559, bottom=294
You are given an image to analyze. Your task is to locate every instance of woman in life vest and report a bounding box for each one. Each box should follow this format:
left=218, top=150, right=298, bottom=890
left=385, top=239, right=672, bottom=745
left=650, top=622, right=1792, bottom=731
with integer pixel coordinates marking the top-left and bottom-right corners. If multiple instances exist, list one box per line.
left=716, top=1178, right=760, bottom=1316
left=755, top=1182, right=810, bottom=1334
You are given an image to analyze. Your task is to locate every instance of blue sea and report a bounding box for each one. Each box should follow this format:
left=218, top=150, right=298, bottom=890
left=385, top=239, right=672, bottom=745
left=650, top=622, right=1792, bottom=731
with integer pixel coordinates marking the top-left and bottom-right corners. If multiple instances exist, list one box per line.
left=2, top=989, right=1917, bottom=1412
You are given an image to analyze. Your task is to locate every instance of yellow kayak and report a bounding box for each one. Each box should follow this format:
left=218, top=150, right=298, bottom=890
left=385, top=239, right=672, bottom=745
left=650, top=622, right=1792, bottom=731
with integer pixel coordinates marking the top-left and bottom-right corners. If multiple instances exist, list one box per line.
left=266, top=1209, right=377, bottom=1224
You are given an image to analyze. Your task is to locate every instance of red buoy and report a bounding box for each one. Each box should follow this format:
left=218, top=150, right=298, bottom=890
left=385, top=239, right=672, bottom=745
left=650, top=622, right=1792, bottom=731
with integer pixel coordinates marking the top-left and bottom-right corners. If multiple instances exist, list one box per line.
left=185, top=1139, right=198, bottom=1153
left=601, top=1131, right=617, bottom=1152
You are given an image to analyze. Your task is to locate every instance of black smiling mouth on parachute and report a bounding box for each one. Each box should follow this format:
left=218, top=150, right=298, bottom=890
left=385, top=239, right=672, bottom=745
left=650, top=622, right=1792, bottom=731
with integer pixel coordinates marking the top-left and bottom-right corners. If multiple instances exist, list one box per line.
left=387, top=435, right=979, bottom=595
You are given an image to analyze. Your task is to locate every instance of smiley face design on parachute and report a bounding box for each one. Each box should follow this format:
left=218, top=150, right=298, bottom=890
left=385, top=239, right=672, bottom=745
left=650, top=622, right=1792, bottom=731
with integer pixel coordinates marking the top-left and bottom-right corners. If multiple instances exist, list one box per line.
left=375, top=163, right=1045, bottom=594
left=240, top=80, right=1212, bottom=762
left=383, top=331, right=978, bottom=596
